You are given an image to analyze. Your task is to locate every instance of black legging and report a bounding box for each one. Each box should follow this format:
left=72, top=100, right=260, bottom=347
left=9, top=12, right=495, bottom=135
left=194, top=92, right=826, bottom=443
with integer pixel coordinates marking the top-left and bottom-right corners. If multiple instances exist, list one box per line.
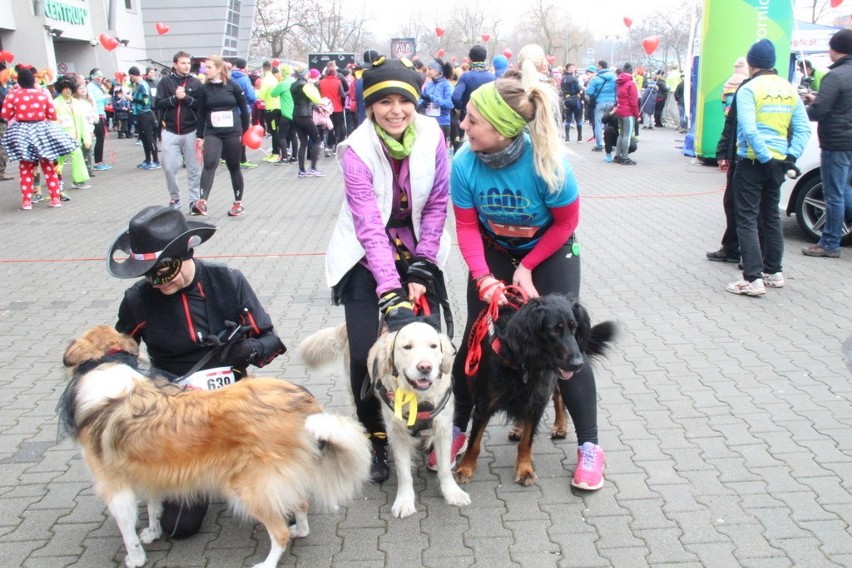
left=93, top=116, right=106, bottom=163
left=200, top=134, right=244, bottom=201
left=564, top=98, right=583, bottom=142
left=452, top=240, right=599, bottom=445
left=292, top=116, right=321, bottom=172
left=265, top=109, right=280, bottom=155
left=275, top=116, right=293, bottom=160
left=136, top=112, right=159, bottom=163
left=340, top=264, right=387, bottom=436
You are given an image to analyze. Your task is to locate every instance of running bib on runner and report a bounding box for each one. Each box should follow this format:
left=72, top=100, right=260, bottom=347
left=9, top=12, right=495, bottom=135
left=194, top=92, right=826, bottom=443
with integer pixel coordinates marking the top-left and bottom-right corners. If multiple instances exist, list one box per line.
left=210, top=110, right=234, bottom=128
left=425, top=103, right=441, bottom=117
left=180, top=366, right=235, bottom=391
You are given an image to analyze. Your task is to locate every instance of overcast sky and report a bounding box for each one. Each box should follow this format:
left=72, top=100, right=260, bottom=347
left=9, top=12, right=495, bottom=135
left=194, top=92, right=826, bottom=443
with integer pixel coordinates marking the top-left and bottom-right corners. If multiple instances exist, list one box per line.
left=361, top=0, right=849, bottom=39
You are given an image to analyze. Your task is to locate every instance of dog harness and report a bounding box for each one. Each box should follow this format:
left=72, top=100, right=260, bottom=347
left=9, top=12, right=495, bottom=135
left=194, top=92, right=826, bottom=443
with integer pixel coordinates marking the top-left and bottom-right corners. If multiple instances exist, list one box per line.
left=464, top=285, right=527, bottom=376
left=375, top=381, right=453, bottom=436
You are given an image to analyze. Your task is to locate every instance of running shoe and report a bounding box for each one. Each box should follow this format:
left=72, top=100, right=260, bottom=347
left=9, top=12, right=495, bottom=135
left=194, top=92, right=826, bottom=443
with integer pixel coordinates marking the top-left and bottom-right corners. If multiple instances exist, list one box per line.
left=572, top=442, right=606, bottom=490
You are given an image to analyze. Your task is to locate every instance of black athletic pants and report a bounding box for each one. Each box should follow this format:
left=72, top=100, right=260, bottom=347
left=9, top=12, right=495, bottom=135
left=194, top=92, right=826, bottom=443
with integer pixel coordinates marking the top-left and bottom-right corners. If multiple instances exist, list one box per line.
left=200, top=134, right=244, bottom=201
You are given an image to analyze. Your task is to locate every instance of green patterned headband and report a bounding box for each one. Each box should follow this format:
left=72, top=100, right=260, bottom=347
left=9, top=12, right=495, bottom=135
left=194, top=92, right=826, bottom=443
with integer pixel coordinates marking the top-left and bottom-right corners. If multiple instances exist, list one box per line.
left=469, top=82, right=527, bottom=138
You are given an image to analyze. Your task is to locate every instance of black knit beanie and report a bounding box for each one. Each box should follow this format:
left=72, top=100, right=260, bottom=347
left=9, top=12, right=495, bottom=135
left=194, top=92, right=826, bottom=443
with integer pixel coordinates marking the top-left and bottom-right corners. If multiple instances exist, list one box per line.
left=362, top=57, right=423, bottom=107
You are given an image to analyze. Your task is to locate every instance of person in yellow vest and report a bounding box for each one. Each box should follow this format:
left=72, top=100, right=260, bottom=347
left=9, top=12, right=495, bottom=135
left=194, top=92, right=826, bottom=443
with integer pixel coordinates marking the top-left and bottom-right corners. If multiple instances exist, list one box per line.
left=256, top=61, right=282, bottom=162
left=53, top=75, right=92, bottom=190
left=726, top=40, right=810, bottom=297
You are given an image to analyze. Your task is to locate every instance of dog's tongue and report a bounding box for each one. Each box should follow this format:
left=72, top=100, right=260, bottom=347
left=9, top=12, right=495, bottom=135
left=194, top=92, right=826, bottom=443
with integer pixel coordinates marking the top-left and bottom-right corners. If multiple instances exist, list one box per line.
left=415, top=379, right=432, bottom=389
left=558, top=369, right=574, bottom=380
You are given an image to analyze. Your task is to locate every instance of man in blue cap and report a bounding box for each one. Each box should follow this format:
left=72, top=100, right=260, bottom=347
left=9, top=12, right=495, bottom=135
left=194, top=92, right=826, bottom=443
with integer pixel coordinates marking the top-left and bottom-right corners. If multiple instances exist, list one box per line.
left=727, top=39, right=810, bottom=297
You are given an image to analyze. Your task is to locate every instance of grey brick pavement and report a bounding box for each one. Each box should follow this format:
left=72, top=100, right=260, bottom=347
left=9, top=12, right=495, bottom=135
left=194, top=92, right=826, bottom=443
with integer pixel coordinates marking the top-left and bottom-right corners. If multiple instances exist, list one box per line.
left=0, top=126, right=849, bottom=567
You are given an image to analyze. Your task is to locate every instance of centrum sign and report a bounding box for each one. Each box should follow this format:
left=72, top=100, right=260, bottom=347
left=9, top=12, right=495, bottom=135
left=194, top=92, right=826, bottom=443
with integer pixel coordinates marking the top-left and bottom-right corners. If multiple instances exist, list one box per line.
left=44, top=0, right=89, bottom=26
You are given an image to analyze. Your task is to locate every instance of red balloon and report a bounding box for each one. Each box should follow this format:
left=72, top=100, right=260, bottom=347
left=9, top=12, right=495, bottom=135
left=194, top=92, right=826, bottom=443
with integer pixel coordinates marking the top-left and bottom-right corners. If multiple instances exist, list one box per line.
left=4, top=51, right=14, bottom=63
left=114, top=71, right=126, bottom=84
left=831, top=0, right=843, bottom=7
left=271, top=59, right=280, bottom=68
left=99, top=34, right=119, bottom=51
left=436, top=48, right=446, bottom=58
left=502, top=48, right=513, bottom=59
left=450, top=56, right=457, bottom=63
left=242, top=124, right=265, bottom=150
left=155, top=22, right=170, bottom=35
left=642, top=36, right=660, bottom=55
left=623, top=17, right=633, bottom=28
left=435, top=27, right=445, bottom=37
left=546, top=55, right=555, bottom=65
left=481, top=34, right=491, bottom=43
left=0, top=51, right=10, bottom=63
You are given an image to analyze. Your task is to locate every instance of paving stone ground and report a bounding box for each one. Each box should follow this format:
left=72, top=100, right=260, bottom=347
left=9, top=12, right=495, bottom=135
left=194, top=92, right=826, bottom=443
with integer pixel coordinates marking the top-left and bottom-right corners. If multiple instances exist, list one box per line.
left=0, top=126, right=849, bottom=568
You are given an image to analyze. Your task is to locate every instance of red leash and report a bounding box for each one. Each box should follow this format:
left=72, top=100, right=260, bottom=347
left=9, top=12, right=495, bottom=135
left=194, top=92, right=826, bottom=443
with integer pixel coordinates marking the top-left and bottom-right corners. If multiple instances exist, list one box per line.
left=464, top=285, right=527, bottom=377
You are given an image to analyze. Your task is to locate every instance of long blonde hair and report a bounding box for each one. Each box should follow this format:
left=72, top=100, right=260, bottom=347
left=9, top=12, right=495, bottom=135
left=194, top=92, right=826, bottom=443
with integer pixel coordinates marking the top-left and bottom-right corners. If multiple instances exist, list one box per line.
left=206, top=55, right=229, bottom=83
left=495, top=78, right=565, bottom=193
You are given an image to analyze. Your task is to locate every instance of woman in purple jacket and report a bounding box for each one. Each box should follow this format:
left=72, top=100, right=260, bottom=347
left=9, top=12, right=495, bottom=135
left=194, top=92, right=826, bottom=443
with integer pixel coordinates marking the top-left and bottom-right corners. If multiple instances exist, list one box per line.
left=323, top=57, right=452, bottom=483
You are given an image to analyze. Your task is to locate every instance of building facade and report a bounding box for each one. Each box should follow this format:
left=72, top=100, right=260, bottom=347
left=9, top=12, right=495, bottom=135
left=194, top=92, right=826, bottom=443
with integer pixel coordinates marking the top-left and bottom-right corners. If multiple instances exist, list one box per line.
left=0, top=0, right=255, bottom=79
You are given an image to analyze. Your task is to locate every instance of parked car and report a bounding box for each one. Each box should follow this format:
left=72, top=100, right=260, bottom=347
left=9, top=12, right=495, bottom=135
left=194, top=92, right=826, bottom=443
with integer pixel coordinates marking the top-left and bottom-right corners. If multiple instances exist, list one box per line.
left=779, top=123, right=851, bottom=244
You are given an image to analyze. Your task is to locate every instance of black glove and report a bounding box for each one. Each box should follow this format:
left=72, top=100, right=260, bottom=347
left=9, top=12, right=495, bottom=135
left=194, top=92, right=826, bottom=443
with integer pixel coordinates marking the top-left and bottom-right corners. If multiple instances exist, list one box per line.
left=420, top=94, right=431, bottom=104
left=405, top=256, right=440, bottom=291
left=773, top=155, right=801, bottom=180
left=378, top=288, right=417, bottom=331
left=219, top=337, right=261, bottom=368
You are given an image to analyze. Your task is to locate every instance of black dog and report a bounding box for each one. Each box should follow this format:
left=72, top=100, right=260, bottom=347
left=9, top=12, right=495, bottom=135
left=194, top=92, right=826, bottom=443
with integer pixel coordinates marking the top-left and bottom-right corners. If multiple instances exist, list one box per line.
left=454, top=294, right=616, bottom=486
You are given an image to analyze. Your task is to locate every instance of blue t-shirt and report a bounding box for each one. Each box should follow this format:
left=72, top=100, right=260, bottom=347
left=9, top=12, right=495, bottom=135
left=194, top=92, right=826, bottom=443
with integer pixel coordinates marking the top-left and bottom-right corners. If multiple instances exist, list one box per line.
left=451, top=135, right=579, bottom=251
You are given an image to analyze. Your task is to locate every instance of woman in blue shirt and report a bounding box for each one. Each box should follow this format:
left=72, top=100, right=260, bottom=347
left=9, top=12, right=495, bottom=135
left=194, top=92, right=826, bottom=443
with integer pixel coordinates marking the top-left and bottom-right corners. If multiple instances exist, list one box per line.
left=420, top=58, right=455, bottom=144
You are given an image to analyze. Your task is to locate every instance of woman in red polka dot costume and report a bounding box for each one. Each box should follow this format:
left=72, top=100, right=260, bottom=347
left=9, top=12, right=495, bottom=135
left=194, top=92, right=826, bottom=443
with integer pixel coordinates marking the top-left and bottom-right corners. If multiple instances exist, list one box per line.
left=0, top=67, right=77, bottom=209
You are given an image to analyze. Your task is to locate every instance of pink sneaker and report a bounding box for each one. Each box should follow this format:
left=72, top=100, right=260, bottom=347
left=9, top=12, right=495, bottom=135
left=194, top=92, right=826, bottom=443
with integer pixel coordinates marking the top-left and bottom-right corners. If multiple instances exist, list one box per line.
left=572, top=442, right=605, bottom=490
left=427, top=426, right=468, bottom=472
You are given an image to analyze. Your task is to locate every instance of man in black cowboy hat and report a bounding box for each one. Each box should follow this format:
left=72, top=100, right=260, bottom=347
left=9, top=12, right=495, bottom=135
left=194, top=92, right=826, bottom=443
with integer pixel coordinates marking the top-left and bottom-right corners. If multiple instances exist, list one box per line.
left=107, top=205, right=286, bottom=537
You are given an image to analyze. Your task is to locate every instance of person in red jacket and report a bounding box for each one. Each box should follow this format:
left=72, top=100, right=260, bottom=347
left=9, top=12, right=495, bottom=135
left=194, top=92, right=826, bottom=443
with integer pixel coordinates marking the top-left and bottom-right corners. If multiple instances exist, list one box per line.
left=319, top=68, right=346, bottom=154
left=614, top=63, right=640, bottom=165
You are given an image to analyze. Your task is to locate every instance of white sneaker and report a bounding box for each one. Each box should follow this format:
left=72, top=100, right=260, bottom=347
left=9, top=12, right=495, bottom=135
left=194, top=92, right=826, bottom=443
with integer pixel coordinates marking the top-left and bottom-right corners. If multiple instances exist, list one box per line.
left=762, top=272, right=784, bottom=288
left=727, top=278, right=766, bottom=297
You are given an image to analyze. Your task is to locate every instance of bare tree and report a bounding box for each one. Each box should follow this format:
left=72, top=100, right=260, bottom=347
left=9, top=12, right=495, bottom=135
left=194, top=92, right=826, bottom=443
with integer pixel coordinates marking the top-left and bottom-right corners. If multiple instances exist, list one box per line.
left=803, top=0, right=836, bottom=24
left=252, top=0, right=310, bottom=58
left=308, top=0, right=369, bottom=52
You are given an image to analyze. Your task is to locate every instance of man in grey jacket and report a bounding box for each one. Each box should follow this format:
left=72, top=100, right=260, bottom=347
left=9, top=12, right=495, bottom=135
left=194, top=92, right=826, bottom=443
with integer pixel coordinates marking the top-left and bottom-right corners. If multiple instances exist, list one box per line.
left=801, top=29, right=852, bottom=258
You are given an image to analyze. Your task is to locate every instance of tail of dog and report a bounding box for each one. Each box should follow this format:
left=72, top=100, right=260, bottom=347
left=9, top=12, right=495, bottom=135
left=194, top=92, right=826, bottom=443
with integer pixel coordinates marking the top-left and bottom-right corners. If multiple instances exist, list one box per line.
left=586, top=321, right=618, bottom=359
left=304, top=412, right=371, bottom=510
left=299, top=323, right=349, bottom=369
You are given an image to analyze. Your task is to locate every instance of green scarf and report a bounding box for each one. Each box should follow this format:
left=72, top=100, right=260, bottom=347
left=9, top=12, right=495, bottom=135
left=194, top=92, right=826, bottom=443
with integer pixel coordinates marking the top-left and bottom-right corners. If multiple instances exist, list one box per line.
left=375, top=122, right=417, bottom=159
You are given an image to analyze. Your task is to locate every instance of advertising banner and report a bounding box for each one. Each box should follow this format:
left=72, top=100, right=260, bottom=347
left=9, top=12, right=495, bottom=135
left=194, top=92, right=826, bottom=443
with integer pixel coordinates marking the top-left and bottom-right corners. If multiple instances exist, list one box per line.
left=390, top=38, right=416, bottom=60
left=695, top=0, right=794, bottom=159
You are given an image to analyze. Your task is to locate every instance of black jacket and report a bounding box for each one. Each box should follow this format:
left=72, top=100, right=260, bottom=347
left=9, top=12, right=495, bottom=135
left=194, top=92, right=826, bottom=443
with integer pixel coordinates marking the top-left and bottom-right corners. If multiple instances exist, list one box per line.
left=806, top=54, right=852, bottom=151
left=716, top=77, right=752, bottom=162
left=291, top=78, right=314, bottom=119
left=195, top=80, right=249, bottom=139
left=116, top=260, right=285, bottom=377
left=154, top=72, right=202, bottom=135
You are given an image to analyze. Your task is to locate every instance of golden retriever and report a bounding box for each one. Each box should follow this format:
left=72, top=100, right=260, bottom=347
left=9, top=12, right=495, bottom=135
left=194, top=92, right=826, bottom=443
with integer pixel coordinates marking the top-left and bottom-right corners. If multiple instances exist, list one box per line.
left=59, top=325, right=371, bottom=568
left=300, top=322, right=470, bottom=518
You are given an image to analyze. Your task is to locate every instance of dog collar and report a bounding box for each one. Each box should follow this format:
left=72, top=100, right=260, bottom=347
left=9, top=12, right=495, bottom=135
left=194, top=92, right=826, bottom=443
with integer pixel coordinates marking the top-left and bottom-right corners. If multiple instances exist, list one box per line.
left=73, top=349, right=140, bottom=379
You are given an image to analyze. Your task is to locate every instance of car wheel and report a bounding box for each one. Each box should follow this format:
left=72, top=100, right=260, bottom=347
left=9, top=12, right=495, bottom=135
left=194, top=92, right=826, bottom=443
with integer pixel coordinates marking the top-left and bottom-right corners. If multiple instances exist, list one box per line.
left=793, top=176, right=852, bottom=244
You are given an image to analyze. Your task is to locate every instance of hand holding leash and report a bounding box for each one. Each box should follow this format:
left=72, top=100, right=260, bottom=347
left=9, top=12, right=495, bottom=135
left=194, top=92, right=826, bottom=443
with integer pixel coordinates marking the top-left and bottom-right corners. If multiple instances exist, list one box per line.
left=512, top=265, right=539, bottom=300
left=379, top=288, right=417, bottom=332
left=475, top=274, right=507, bottom=305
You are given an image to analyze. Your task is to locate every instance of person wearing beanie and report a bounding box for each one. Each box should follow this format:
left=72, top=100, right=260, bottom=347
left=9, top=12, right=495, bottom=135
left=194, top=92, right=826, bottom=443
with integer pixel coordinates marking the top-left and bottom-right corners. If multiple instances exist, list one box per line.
left=586, top=59, right=618, bottom=148
left=270, top=65, right=298, bottom=164
left=0, top=67, right=77, bottom=209
left=324, top=56, right=453, bottom=485
left=449, top=75, right=609, bottom=491
left=229, top=58, right=258, bottom=169
left=421, top=57, right=455, bottom=142
left=561, top=63, right=584, bottom=142
left=53, top=75, right=92, bottom=191
left=318, top=63, right=347, bottom=156
left=492, top=54, right=509, bottom=78
left=722, top=56, right=749, bottom=113
left=452, top=45, right=496, bottom=148
left=129, top=64, right=161, bottom=170
left=726, top=40, right=810, bottom=296
left=706, top=55, right=754, bottom=266
left=799, top=28, right=852, bottom=258
left=255, top=61, right=282, bottom=163
left=289, top=64, right=325, bottom=177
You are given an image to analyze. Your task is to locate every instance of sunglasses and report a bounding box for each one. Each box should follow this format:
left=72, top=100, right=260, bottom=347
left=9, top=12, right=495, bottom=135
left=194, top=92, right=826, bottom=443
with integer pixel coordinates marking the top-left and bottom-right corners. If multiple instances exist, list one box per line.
left=145, top=258, right=182, bottom=286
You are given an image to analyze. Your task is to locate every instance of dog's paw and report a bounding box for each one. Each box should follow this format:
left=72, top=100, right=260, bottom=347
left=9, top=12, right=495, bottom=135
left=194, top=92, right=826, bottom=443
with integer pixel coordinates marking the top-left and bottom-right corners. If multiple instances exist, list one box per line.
left=289, top=524, right=310, bottom=539
left=514, top=468, right=537, bottom=486
left=391, top=497, right=417, bottom=518
left=443, top=485, right=471, bottom=508
left=140, top=525, right=162, bottom=544
left=124, top=546, right=146, bottom=568
left=453, top=465, right=474, bottom=484
left=549, top=425, right=568, bottom=439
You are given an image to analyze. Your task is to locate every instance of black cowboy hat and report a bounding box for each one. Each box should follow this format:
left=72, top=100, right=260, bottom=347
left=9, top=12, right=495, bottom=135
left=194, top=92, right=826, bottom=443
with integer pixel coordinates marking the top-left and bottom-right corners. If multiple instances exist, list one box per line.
left=107, top=206, right=216, bottom=278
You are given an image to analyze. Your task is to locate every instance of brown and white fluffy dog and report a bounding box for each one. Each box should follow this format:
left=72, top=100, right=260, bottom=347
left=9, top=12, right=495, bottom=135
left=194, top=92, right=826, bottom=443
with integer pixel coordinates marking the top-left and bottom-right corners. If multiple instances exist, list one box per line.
left=59, top=326, right=371, bottom=568
left=300, top=322, right=470, bottom=518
